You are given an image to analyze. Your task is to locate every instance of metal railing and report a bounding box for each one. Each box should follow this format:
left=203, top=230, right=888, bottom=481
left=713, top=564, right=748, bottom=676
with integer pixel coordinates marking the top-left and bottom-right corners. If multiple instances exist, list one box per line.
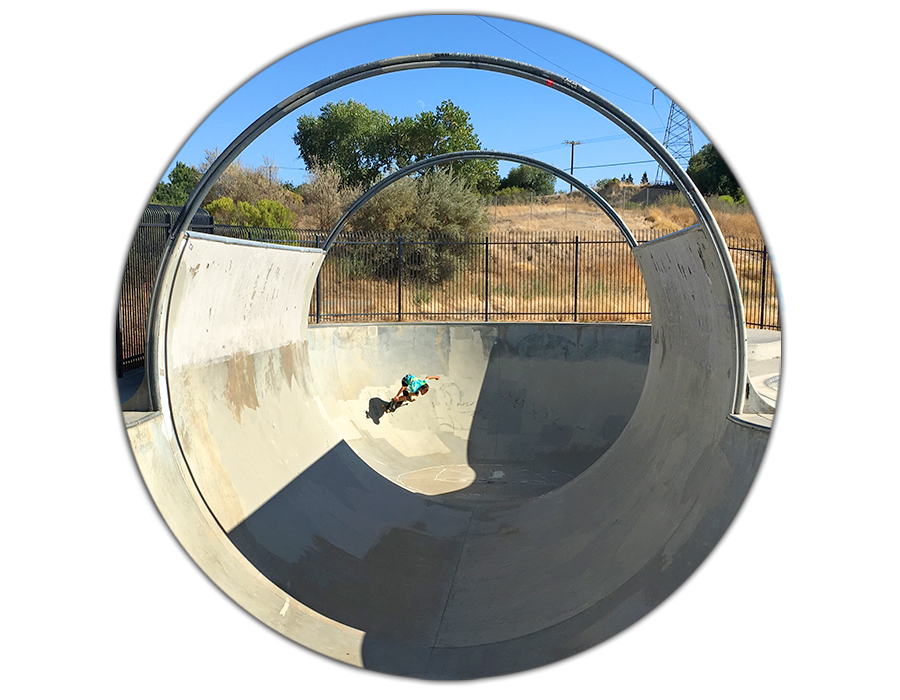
left=312, top=231, right=779, bottom=329
left=116, top=219, right=779, bottom=377
left=726, top=238, right=779, bottom=330
left=309, top=231, right=655, bottom=325
left=116, top=205, right=213, bottom=376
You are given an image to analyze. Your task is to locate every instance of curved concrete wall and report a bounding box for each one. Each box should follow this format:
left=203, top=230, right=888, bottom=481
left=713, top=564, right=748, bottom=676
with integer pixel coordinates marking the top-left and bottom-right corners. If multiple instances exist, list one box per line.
left=305, top=322, right=651, bottom=495
left=128, top=227, right=768, bottom=679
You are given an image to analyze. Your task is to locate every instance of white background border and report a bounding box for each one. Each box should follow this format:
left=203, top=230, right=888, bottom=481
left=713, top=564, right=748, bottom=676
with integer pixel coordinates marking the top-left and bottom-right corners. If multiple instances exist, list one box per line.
left=5, top=2, right=895, bottom=697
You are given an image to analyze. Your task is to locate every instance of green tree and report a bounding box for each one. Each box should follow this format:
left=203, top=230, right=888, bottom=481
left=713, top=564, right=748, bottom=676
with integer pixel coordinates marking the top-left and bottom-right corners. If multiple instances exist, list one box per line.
left=151, top=161, right=201, bottom=206
left=395, top=100, right=500, bottom=195
left=293, top=100, right=395, bottom=190
left=687, top=143, right=743, bottom=199
left=499, top=164, right=556, bottom=195
left=292, top=99, right=499, bottom=194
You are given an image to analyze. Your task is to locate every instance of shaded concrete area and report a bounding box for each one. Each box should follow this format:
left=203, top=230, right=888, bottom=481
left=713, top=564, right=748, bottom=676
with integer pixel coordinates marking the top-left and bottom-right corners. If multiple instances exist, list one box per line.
left=117, top=368, right=144, bottom=405
left=124, top=228, right=773, bottom=679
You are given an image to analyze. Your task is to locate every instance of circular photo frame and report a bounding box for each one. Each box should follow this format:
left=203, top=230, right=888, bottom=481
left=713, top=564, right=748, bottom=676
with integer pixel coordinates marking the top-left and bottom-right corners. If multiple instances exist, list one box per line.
left=117, top=15, right=779, bottom=680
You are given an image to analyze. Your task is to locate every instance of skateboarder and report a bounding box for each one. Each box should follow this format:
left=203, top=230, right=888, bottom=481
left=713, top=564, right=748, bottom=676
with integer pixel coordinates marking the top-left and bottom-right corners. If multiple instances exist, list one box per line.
left=386, top=374, right=440, bottom=412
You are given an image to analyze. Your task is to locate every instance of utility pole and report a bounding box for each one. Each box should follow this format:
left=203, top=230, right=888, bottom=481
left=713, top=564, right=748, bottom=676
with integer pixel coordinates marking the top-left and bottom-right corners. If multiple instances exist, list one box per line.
left=564, top=140, right=581, bottom=193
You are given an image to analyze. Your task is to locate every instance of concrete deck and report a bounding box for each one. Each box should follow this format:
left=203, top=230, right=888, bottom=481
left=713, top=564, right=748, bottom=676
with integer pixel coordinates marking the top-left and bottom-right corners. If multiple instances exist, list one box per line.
left=123, top=228, right=774, bottom=679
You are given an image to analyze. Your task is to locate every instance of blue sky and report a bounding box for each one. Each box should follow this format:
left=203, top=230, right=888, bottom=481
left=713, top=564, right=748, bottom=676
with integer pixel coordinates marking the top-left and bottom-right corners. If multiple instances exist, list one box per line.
left=167, top=14, right=711, bottom=189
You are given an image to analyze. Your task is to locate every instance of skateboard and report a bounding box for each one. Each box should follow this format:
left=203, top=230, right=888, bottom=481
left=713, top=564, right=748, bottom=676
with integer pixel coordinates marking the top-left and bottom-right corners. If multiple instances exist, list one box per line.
left=366, top=398, right=399, bottom=422
left=386, top=394, right=417, bottom=411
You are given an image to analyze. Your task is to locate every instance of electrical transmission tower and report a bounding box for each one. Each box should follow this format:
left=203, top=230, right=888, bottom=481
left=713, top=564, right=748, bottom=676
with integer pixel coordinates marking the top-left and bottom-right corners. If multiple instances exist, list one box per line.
left=654, top=102, right=694, bottom=185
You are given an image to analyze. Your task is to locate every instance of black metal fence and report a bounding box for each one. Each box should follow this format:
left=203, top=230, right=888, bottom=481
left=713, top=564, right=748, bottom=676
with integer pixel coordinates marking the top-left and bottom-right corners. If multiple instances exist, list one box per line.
left=116, top=205, right=213, bottom=376
left=307, top=231, right=778, bottom=329
left=116, top=215, right=779, bottom=377
left=310, top=231, right=656, bottom=324
left=726, top=238, right=779, bottom=330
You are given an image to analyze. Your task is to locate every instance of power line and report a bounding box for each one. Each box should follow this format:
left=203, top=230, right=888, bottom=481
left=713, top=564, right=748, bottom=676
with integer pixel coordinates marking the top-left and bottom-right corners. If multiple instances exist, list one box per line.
left=572, top=159, right=655, bottom=171
left=475, top=16, right=651, bottom=105
left=519, top=142, right=569, bottom=156
left=519, top=129, right=664, bottom=155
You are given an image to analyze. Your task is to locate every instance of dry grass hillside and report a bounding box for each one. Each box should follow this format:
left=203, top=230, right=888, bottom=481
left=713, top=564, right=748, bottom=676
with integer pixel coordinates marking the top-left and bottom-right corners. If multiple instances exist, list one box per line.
left=296, top=186, right=763, bottom=242
left=485, top=192, right=764, bottom=241
left=293, top=190, right=774, bottom=326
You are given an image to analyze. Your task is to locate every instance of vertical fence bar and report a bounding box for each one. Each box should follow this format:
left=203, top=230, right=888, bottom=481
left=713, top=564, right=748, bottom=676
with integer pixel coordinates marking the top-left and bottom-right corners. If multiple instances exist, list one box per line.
left=574, top=235, right=579, bottom=322
left=397, top=235, right=403, bottom=322
left=759, top=244, right=768, bottom=328
left=484, top=236, right=490, bottom=323
left=116, top=306, right=124, bottom=377
left=315, top=233, right=321, bottom=324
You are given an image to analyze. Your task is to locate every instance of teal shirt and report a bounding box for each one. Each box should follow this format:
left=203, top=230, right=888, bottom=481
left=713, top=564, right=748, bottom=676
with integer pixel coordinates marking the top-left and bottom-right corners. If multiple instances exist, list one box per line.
left=405, top=375, right=428, bottom=394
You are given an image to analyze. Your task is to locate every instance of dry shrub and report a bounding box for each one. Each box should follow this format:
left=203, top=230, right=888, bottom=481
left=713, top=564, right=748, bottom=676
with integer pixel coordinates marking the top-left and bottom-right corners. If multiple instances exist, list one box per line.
left=646, top=205, right=693, bottom=232
left=646, top=203, right=762, bottom=240
left=199, top=150, right=305, bottom=223
left=303, top=164, right=363, bottom=231
left=712, top=210, right=763, bottom=240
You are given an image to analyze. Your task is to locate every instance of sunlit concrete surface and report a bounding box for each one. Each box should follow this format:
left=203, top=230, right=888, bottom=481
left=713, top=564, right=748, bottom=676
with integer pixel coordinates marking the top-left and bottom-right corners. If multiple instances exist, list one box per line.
left=124, top=227, right=772, bottom=679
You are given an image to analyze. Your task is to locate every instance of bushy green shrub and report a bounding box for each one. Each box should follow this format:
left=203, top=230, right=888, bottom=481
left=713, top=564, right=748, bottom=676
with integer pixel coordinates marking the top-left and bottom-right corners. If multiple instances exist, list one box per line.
left=705, top=194, right=751, bottom=213
left=206, top=196, right=297, bottom=228
left=499, top=165, right=556, bottom=195
left=493, top=187, right=535, bottom=204
left=199, top=151, right=304, bottom=222
left=332, top=168, right=488, bottom=283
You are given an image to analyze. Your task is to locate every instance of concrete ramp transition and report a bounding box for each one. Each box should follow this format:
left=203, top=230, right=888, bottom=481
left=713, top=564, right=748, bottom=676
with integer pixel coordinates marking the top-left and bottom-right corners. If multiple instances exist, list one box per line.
left=126, top=227, right=770, bottom=679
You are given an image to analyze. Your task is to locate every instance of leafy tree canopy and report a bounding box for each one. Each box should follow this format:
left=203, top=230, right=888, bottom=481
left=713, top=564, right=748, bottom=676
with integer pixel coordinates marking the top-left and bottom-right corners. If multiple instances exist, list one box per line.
left=293, top=101, right=395, bottom=191
left=293, top=99, right=499, bottom=195
left=151, top=161, right=201, bottom=206
left=499, top=164, right=556, bottom=195
left=687, top=143, right=743, bottom=200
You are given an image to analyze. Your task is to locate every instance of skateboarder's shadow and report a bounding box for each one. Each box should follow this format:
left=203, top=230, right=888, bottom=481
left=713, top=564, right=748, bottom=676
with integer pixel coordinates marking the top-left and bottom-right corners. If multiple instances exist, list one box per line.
left=365, top=397, right=395, bottom=424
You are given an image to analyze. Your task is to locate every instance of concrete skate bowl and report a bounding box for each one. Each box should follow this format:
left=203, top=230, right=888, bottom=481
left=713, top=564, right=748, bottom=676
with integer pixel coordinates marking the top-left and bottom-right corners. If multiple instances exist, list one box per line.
left=125, top=225, right=771, bottom=679
left=122, top=54, right=773, bottom=679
